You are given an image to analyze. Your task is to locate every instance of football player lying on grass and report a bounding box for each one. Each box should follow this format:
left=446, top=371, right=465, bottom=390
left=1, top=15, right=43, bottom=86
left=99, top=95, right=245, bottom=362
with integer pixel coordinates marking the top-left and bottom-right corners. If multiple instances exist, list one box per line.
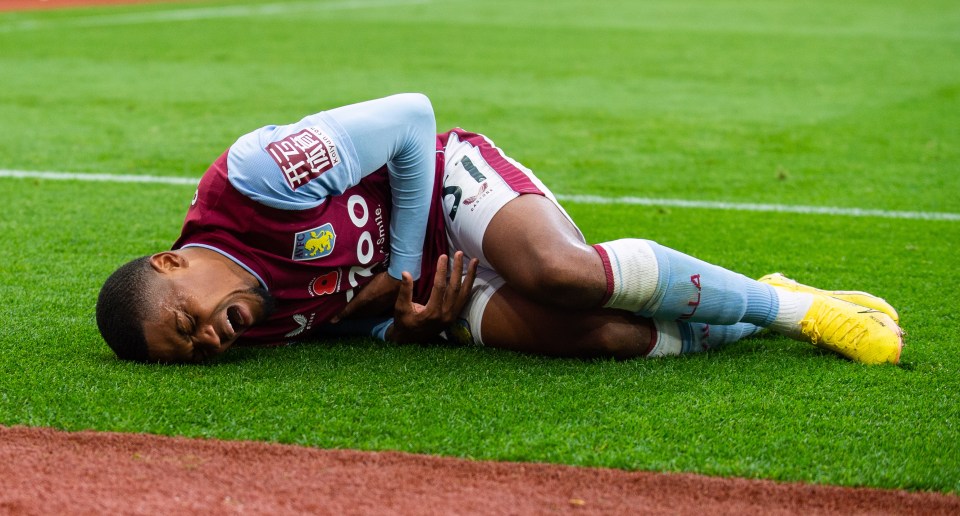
left=96, top=94, right=903, bottom=365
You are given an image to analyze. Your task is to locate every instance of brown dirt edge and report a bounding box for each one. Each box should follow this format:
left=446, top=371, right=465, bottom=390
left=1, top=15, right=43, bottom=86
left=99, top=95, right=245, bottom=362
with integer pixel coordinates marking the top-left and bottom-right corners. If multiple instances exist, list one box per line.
left=1, top=425, right=957, bottom=515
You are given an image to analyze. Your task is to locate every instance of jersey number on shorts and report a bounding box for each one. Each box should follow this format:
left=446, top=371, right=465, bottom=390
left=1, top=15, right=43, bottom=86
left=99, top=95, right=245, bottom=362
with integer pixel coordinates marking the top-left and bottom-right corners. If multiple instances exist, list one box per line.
left=444, top=185, right=462, bottom=220
left=444, top=156, right=488, bottom=221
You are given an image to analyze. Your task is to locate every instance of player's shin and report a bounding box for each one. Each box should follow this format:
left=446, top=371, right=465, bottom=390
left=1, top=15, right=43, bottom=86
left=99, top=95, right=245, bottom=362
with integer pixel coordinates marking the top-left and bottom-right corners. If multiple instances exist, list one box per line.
left=593, top=239, right=779, bottom=327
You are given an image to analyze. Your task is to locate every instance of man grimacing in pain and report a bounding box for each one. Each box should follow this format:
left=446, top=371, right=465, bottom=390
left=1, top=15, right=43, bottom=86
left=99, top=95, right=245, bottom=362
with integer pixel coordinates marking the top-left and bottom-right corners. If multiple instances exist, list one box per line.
left=96, top=94, right=903, bottom=365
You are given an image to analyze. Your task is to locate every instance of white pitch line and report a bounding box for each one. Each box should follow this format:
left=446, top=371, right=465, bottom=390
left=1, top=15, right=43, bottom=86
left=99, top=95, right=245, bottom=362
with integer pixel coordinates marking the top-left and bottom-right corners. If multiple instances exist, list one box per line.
left=0, top=0, right=430, bottom=32
left=0, top=169, right=199, bottom=186
left=555, top=194, right=960, bottom=222
left=2, top=168, right=958, bottom=222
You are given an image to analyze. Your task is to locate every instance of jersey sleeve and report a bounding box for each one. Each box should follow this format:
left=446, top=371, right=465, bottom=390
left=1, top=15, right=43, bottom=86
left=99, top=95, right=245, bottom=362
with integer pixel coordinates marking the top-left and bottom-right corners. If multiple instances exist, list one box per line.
left=227, top=109, right=362, bottom=209
left=226, top=93, right=437, bottom=280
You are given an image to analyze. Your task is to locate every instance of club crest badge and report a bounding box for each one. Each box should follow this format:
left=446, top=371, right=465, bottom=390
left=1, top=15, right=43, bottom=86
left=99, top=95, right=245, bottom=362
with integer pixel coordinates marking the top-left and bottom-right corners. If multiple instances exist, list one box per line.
left=293, top=223, right=336, bottom=261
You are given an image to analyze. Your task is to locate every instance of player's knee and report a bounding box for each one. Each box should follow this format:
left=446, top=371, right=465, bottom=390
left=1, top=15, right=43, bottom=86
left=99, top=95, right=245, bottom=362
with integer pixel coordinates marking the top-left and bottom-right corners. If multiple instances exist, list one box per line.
left=513, top=249, right=591, bottom=300
left=529, top=254, right=576, bottom=293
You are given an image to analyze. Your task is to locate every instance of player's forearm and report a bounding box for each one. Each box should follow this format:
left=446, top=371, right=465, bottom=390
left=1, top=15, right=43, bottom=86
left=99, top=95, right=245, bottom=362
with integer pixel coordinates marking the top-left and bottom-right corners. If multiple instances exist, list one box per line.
left=326, top=93, right=436, bottom=281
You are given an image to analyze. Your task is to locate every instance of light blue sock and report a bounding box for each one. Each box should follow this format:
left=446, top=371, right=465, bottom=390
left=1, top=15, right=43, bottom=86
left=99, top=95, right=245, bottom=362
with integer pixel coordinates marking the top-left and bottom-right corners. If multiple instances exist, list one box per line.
left=698, top=321, right=764, bottom=351
left=647, top=320, right=763, bottom=357
left=597, top=239, right=779, bottom=327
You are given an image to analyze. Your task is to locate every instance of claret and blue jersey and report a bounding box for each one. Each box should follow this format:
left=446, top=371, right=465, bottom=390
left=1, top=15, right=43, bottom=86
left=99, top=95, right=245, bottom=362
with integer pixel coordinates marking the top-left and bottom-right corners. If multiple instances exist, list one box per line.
left=173, top=94, right=448, bottom=345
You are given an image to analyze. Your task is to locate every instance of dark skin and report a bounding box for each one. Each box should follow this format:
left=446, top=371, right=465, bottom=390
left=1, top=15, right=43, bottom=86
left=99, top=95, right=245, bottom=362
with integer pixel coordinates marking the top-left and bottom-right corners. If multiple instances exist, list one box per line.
left=383, top=252, right=480, bottom=343
left=141, top=248, right=268, bottom=363
left=141, top=248, right=479, bottom=363
left=142, top=194, right=653, bottom=363
left=479, top=195, right=654, bottom=358
left=334, top=194, right=654, bottom=359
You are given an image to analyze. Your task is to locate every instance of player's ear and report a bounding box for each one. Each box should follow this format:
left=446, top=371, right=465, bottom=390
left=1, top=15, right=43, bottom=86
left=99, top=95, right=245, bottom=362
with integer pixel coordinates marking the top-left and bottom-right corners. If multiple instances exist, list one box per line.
left=149, top=251, right=187, bottom=273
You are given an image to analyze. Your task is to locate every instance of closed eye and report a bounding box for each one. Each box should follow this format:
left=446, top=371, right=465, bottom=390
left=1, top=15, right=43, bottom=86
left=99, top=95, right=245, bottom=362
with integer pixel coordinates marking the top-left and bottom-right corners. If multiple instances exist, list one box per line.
left=174, top=312, right=197, bottom=359
left=176, top=311, right=196, bottom=336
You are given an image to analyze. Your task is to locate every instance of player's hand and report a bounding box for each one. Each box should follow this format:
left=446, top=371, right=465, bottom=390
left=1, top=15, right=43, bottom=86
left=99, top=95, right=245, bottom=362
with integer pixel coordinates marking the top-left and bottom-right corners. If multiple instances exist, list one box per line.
left=388, top=252, right=479, bottom=343
left=330, top=271, right=401, bottom=323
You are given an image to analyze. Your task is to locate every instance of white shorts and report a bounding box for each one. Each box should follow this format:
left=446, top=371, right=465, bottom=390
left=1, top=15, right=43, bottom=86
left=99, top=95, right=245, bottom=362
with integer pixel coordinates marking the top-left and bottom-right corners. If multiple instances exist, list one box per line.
left=437, top=129, right=582, bottom=347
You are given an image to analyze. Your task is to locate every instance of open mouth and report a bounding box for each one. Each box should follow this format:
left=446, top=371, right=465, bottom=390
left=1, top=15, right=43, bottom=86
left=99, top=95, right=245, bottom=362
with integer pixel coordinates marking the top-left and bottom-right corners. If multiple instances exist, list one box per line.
left=226, top=305, right=245, bottom=335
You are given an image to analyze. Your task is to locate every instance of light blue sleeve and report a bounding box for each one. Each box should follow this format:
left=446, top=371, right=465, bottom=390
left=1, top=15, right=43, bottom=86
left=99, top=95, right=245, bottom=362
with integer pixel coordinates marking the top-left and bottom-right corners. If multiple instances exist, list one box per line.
left=227, top=93, right=437, bottom=280
left=326, top=93, right=436, bottom=281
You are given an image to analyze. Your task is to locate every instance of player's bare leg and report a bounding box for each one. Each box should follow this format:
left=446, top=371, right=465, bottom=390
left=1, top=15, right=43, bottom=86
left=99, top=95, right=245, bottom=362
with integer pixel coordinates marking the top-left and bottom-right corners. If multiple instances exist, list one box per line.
left=479, top=193, right=902, bottom=363
left=483, top=193, right=779, bottom=328
left=444, top=130, right=902, bottom=364
left=482, top=194, right=607, bottom=309
left=475, top=284, right=763, bottom=358
left=478, top=284, right=652, bottom=359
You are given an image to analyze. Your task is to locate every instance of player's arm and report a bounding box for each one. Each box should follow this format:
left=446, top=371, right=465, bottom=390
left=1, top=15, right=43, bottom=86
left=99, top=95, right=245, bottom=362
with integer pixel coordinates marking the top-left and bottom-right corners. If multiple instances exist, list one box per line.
left=228, top=93, right=436, bottom=281
left=325, top=93, right=436, bottom=282
left=226, top=94, right=438, bottom=323
left=323, top=94, right=437, bottom=322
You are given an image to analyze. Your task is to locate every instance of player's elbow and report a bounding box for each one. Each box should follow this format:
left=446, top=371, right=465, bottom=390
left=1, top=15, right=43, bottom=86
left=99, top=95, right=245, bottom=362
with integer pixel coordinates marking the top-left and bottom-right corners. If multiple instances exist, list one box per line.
left=394, top=92, right=435, bottom=131
left=397, top=92, right=432, bottom=111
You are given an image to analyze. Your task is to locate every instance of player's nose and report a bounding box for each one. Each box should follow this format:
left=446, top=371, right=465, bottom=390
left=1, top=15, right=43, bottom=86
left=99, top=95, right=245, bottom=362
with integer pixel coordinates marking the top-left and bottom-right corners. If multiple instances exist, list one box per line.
left=193, top=323, right=221, bottom=349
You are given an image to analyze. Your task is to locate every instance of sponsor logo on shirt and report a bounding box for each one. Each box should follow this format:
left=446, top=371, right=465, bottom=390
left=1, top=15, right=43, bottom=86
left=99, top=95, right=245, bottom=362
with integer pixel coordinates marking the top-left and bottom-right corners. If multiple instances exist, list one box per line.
left=462, top=182, right=489, bottom=206
left=266, top=126, right=341, bottom=191
left=293, top=223, right=336, bottom=261
left=284, top=312, right=315, bottom=338
left=463, top=181, right=493, bottom=213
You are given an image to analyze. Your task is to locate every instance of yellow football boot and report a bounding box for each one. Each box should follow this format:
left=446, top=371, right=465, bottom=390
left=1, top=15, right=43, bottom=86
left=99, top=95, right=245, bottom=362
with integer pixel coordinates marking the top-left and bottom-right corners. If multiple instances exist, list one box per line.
left=798, top=294, right=903, bottom=364
left=758, top=273, right=899, bottom=323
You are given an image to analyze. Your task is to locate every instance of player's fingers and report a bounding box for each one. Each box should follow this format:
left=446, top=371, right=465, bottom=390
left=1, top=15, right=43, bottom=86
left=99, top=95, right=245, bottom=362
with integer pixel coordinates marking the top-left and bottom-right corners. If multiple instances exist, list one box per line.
left=425, top=254, right=450, bottom=311
left=459, top=258, right=479, bottom=302
left=332, top=280, right=376, bottom=323
left=438, top=253, right=475, bottom=320
left=449, top=257, right=478, bottom=314
left=395, top=271, right=415, bottom=312
left=441, top=252, right=467, bottom=312
left=331, top=299, right=356, bottom=323
left=447, top=251, right=465, bottom=290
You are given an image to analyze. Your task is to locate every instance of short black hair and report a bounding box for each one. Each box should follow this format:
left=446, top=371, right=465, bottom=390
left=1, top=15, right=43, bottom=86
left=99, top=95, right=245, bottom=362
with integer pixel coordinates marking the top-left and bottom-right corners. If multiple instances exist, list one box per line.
left=96, top=256, right=155, bottom=362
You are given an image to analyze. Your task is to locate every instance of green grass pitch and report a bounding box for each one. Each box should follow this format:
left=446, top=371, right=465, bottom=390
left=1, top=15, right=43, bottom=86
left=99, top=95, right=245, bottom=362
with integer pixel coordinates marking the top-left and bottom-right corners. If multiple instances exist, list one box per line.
left=1, top=0, right=959, bottom=492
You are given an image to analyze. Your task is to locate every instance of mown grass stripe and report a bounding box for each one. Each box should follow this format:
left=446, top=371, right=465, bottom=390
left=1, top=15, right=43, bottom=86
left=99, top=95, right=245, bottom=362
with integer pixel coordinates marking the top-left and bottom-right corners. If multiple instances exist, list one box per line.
left=0, top=0, right=432, bottom=33
left=3, top=168, right=957, bottom=222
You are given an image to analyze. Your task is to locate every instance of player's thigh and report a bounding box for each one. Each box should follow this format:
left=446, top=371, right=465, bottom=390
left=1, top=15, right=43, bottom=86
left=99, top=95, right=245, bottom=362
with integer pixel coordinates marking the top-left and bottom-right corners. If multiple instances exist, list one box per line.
left=439, top=130, right=604, bottom=301
left=440, top=129, right=586, bottom=265
left=459, top=269, right=653, bottom=359
left=482, top=195, right=604, bottom=299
